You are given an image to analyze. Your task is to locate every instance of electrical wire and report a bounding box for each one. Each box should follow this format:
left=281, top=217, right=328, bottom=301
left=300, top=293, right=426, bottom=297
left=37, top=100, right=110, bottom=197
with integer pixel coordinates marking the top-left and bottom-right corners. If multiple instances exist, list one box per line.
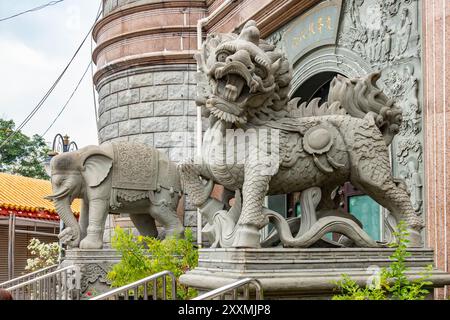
left=0, top=2, right=102, bottom=150
left=90, top=33, right=98, bottom=121
left=0, top=1, right=64, bottom=22
left=41, top=61, right=92, bottom=137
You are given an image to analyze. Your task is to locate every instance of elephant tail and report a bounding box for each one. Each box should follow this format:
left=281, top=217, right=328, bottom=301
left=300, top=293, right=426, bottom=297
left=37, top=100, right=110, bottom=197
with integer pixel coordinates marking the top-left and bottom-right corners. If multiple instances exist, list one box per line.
left=178, top=161, right=214, bottom=207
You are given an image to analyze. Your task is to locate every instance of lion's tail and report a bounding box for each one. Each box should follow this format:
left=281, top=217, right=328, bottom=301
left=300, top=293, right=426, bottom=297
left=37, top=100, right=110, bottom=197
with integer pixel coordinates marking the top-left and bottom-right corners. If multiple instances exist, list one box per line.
left=327, top=72, right=402, bottom=146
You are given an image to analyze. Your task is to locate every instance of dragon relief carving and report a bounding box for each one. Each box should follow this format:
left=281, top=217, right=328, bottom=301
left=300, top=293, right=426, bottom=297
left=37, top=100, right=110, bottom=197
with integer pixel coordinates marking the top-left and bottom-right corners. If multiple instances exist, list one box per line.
left=381, top=63, right=423, bottom=216
left=382, top=65, right=421, bottom=135
left=178, top=21, right=424, bottom=249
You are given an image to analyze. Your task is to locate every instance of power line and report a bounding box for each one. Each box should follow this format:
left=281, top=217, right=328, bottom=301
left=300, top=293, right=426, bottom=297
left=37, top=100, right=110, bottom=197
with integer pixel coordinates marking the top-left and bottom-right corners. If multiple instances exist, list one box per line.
left=41, top=61, right=92, bottom=137
left=0, top=3, right=102, bottom=150
left=90, top=31, right=98, bottom=120
left=0, top=1, right=64, bottom=22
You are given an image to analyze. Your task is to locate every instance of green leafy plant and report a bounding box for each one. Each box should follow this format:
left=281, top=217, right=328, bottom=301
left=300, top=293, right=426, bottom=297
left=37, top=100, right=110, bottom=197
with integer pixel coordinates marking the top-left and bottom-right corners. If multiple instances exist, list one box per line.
left=107, top=227, right=198, bottom=300
left=25, top=238, right=60, bottom=272
left=333, top=221, right=433, bottom=300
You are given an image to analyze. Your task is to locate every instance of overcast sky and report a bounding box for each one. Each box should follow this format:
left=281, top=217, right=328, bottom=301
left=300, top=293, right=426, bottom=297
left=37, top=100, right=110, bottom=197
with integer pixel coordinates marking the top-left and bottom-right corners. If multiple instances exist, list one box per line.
left=0, top=0, right=102, bottom=149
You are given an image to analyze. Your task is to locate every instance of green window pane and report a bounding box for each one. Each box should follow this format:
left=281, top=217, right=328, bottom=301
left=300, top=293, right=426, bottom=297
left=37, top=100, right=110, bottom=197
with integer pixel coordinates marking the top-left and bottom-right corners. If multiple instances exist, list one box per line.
left=267, top=195, right=287, bottom=233
left=268, top=195, right=287, bottom=217
left=349, top=195, right=381, bottom=241
left=295, top=202, right=301, bottom=217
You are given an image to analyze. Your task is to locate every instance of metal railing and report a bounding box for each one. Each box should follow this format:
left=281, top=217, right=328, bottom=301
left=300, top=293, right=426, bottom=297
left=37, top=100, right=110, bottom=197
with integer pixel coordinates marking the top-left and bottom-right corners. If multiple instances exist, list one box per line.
left=6, top=265, right=80, bottom=300
left=0, top=264, right=58, bottom=289
left=192, top=278, right=264, bottom=300
left=90, top=271, right=176, bottom=300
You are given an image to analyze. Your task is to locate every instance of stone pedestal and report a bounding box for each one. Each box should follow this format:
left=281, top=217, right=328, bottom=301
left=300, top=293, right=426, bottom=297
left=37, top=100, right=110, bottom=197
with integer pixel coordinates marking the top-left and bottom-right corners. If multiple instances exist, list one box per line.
left=179, top=248, right=450, bottom=299
left=60, top=249, right=121, bottom=299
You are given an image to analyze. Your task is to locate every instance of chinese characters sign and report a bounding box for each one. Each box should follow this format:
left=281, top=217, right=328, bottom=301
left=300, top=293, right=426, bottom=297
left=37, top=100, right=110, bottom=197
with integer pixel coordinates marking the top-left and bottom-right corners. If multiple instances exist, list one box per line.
left=283, top=0, right=342, bottom=62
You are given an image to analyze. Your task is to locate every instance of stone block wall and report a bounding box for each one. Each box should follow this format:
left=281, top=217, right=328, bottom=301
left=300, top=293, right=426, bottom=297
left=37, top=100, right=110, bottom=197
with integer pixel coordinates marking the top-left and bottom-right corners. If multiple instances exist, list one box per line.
left=97, top=65, right=197, bottom=160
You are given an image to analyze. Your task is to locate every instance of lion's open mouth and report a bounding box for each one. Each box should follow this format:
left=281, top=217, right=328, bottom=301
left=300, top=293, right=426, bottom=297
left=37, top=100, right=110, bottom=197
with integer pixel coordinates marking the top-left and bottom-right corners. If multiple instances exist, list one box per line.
left=213, top=62, right=254, bottom=103
left=218, top=74, right=246, bottom=102
left=206, top=62, right=259, bottom=123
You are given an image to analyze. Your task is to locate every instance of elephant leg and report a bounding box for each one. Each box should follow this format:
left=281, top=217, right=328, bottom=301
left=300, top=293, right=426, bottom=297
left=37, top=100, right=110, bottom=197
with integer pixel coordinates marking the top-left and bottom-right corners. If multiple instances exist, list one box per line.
left=79, top=199, right=89, bottom=241
left=150, top=201, right=184, bottom=239
left=129, top=214, right=158, bottom=238
left=79, top=199, right=108, bottom=249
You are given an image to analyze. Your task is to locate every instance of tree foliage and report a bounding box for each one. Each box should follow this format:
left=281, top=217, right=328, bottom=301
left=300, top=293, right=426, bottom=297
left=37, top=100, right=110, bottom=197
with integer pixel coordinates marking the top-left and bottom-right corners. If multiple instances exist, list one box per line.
left=333, top=221, right=433, bottom=300
left=0, top=118, right=50, bottom=179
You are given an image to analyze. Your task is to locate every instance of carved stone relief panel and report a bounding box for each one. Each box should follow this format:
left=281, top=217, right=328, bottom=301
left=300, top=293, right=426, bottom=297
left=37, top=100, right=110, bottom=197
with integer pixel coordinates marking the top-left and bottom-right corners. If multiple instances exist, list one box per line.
left=338, top=0, right=420, bottom=67
left=337, top=0, right=424, bottom=218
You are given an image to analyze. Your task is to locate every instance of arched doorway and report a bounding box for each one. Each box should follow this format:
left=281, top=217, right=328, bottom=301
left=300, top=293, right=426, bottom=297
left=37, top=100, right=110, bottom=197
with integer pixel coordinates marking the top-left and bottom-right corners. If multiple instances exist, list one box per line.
left=292, top=71, right=340, bottom=103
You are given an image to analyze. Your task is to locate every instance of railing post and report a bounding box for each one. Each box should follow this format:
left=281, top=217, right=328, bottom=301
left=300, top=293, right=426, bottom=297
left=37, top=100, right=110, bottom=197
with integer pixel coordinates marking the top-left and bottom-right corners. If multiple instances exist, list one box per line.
left=8, top=214, right=16, bottom=280
left=192, top=278, right=264, bottom=300
left=5, top=265, right=80, bottom=300
left=67, top=265, right=81, bottom=300
left=172, top=274, right=177, bottom=300
left=90, top=271, right=176, bottom=301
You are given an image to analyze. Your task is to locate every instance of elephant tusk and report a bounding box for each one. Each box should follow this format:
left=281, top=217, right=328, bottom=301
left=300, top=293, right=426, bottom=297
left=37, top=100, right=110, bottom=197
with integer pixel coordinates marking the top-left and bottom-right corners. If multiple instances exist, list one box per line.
left=45, top=187, right=70, bottom=201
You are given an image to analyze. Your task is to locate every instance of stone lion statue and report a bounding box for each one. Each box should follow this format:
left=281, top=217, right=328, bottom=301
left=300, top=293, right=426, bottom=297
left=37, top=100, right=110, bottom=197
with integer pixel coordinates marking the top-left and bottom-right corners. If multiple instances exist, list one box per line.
left=179, top=20, right=423, bottom=249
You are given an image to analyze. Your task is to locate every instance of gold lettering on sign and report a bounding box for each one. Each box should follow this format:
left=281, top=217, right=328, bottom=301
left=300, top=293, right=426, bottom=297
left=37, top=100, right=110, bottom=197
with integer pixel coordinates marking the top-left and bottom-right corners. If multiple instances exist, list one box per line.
left=290, top=13, right=336, bottom=49
left=285, top=4, right=339, bottom=58
left=309, top=22, right=315, bottom=34
left=317, top=17, right=324, bottom=33
left=326, top=16, right=333, bottom=30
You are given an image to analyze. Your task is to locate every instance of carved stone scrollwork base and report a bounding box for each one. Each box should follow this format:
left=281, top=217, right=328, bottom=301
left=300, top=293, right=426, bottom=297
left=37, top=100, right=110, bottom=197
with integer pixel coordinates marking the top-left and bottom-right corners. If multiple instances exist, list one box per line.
left=59, top=249, right=121, bottom=299
left=200, top=187, right=383, bottom=249
left=263, top=187, right=382, bottom=248
left=266, top=212, right=381, bottom=248
left=80, top=264, right=112, bottom=293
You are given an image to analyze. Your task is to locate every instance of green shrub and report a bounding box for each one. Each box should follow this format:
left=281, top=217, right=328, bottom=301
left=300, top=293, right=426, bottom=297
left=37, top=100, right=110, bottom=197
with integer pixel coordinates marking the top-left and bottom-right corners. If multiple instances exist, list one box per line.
left=107, top=227, right=198, bottom=299
left=333, top=221, right=433, bottom=300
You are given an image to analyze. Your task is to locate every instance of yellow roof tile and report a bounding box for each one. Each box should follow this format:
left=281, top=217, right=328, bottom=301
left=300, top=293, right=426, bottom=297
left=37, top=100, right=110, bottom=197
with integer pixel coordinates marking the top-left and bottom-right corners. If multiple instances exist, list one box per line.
left=0, top=172, right=80, bottom=214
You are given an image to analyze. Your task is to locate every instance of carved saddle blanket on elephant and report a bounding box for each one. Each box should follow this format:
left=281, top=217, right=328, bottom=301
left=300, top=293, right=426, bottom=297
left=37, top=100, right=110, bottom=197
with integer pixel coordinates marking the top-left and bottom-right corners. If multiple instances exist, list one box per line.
left=109, top=142, right=181, bottom=209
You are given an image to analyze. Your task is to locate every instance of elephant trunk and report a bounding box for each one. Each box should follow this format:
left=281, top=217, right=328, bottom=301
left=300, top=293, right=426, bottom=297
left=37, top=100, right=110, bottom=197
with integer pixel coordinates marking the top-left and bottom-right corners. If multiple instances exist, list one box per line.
left=54, top=198, right=81, bottom=248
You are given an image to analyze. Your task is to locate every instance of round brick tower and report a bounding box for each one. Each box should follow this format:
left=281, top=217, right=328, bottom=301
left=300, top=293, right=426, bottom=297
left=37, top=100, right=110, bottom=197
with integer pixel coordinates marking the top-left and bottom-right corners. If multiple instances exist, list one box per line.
left=93, top=0, right=205, bottom=242
left=93, top=0, right=204, bottom=160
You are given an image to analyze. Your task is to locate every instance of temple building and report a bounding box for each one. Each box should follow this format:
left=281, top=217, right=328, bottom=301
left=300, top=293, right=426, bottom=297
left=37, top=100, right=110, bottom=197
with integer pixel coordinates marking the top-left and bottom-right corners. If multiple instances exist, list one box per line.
left=92, top=0, right=449, bottom=297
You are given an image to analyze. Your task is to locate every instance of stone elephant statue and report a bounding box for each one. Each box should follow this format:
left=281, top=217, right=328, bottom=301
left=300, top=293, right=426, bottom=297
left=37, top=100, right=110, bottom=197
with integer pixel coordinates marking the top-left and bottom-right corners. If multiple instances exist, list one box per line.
left=45, top=142, right=184, bottom=249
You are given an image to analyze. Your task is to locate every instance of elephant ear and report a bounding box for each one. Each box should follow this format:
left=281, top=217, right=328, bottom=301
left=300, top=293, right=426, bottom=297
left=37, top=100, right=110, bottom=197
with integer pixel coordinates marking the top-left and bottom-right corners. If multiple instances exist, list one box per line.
left=81, top=154, right=113, bottom=187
